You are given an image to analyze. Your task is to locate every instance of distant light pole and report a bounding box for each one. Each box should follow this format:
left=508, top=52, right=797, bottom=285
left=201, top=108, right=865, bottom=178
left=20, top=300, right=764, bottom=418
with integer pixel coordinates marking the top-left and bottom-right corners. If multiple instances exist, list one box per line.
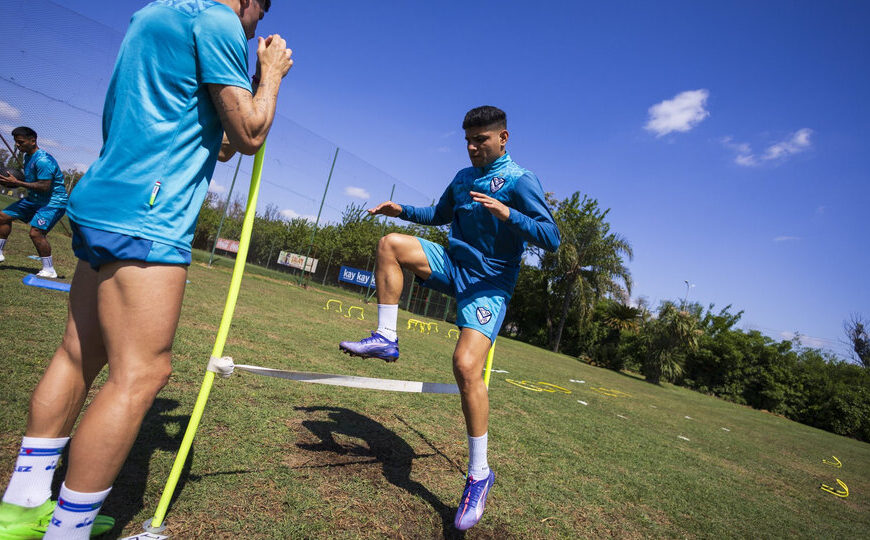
left=683, top=280, right=695, bottom=306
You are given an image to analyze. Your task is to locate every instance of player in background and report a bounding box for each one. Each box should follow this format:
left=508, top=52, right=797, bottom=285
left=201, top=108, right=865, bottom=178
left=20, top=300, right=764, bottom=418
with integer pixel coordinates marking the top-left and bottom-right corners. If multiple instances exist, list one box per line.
left=0, top=126, right=68, bottom=278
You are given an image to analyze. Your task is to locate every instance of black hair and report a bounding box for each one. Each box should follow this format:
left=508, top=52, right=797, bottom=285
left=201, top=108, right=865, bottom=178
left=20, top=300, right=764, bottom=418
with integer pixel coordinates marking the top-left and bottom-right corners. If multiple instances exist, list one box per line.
left=11, top=126, right=37, bottom=140
left=261, top=0, right=272, bottom=11
left=462, top=106, right=506, bottom=130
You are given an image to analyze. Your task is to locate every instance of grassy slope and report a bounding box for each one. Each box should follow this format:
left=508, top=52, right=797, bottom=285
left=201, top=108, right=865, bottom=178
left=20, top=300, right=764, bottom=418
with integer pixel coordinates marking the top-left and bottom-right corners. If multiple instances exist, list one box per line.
left=0, top=219, right=868, bottom=539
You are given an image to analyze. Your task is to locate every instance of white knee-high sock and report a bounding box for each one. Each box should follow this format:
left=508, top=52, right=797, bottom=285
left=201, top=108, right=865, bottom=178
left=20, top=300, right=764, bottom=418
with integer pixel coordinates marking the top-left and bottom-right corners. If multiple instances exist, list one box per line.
left=2, top=436, right=69, bottom=507
left=43, top=483, right=111, bottom=540
left=41, top=256, right=54, bottom=271
left=377, top=304, right=398, bottom=341
left=468, top=433, right=490, bottom=479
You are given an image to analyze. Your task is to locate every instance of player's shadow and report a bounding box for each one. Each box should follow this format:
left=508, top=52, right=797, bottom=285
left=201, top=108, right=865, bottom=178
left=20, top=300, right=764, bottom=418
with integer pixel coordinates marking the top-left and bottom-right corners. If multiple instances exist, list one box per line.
left=294, top=406, right=465, bottom=538
left=52, top=398, right=200, bottom=537
left=0, top=263, right=39, bottom=274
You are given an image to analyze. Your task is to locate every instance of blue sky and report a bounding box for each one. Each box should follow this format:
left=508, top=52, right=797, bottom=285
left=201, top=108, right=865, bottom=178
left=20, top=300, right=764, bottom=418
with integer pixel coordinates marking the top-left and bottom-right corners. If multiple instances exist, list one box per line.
left=3, top=0, right=868, bottom=359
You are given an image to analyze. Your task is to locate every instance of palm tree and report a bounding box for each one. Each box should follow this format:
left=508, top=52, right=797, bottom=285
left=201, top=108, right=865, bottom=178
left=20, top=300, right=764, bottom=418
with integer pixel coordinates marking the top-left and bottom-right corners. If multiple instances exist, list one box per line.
left=542, top=193, right=633, bottom=353
left=597, top=300, right=643, bottom=370
left=642, top=302, right=701, bottom=384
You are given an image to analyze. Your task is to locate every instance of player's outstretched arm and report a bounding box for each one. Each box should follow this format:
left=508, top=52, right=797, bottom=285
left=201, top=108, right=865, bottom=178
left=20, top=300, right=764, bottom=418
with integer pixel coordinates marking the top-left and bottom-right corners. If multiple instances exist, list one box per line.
left=368, top=201, right=403, bottom=217
left=209, top=34, right=293, bottom=156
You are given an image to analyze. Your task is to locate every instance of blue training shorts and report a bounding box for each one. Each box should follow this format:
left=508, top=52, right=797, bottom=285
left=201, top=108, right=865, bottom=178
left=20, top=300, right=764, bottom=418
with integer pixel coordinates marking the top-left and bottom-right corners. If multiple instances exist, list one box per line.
left=3, top=199, right=66, bottom=231
left=70, top=221, right=192, bottom=270
left=416, top=237, right=509, bottom=342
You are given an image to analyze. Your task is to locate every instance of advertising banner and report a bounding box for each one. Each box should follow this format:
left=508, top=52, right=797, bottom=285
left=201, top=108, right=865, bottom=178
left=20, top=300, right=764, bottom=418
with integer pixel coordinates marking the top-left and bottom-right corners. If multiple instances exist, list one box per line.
left=338, top=265, right=376, bottom=289
left=215, top=238, right=240, bottom=253
left=277, top=251, right=318, bottom=273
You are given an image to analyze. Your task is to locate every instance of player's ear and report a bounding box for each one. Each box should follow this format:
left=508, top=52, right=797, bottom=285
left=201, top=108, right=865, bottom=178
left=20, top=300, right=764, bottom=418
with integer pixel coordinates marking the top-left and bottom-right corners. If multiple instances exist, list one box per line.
left=499, top=129, right=509, bottom=147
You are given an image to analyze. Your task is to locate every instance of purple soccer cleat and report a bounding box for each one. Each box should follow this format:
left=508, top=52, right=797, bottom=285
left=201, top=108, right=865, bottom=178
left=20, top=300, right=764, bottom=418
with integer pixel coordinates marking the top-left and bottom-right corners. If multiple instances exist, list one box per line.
left=454, top=469, right=495, bottom=531
left=339, top=331, right=400, bottom=362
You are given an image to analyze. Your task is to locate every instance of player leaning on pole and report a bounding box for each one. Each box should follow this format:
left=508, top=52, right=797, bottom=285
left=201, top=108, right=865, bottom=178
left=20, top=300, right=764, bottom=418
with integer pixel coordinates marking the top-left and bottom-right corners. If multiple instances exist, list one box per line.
left=0, top=127, right=68, bottom=278
left=0, top=1, right=291, bottom=538
left=340, top=105, right=561, bottom=531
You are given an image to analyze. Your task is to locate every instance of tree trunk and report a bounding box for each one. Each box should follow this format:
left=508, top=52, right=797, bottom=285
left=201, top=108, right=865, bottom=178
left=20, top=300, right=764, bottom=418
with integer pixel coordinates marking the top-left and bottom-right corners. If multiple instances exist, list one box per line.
left=552, top=289, right=573, bottom=353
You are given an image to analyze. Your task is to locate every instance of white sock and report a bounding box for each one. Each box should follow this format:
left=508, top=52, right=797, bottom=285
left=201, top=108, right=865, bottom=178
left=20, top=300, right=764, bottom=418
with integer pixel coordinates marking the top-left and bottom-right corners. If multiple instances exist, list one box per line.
left=43, top=483, right=111, bottom=540
left=41, top=255, right=54, bottom=271
left=376, top=304, right=398, bottom=341
left=467, top=433, right=490, bottom=480
left=0, top=238, right=6, bottom=253
left=2, top=436, right=69, bottom=507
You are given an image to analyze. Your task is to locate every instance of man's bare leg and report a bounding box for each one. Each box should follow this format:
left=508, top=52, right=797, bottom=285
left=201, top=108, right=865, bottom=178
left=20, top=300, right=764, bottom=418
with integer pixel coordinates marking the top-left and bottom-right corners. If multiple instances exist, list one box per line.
left=0, top=212, right=12, bottom=261
left=29, top=227, right=51, bottom=257
left=64, top=261, right=187, bottom=492
left=341, top=233, right=431, bottom=358
left=453, top=328, right=491, bottom=437
left=1, top=261, right=106, bottom=511
left=374, top=233, right=431, bottom=303
left=27, top=261, right=108, bottom=437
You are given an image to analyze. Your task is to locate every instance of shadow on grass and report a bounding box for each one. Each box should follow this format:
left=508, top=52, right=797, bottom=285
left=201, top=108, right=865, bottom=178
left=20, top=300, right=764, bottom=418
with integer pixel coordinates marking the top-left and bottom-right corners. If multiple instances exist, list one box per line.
left=51, top=398, right=199, bottom=537
left=294, top=406, right=466, bottom=539
left=0, top=263, right=40, bottom=275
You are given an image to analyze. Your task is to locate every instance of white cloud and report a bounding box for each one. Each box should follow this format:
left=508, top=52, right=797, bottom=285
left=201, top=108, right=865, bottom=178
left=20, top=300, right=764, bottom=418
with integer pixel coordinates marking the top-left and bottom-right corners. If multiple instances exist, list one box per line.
left=762, top=128, right=812, bottom=161
left=0, top=101, right=21, bottom=120
left=208, top=182, right=227, bottom=195
left=38, top=137, right=68, bottom=150
left=723, top=129, right=813, bottom=167
left=279, top=208, right=317, bottom=222
left=344, top=186, right=370, bottom=199
left=773, top=236, right=800, bottom=242
left=645, top=89, right=710, bottom=137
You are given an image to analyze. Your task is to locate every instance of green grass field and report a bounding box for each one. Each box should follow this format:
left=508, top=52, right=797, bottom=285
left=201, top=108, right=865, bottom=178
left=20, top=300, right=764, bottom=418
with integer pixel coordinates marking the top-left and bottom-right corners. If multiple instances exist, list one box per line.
left=1, top=213, right=868, bottom=539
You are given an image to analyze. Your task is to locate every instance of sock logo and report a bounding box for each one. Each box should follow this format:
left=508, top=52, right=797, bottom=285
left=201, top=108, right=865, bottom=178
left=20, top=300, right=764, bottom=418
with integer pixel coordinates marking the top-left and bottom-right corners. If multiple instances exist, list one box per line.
left=15, top=465, right=32, bottom=472
left=45, top=463, right=57, bottom=471
left=76, top=518, right=95, bottom=529
left=476, top=306, right=493, bottom=325
left=51, top=517, right=62, bottom=527
left=489, top=177, right=505, bottom=193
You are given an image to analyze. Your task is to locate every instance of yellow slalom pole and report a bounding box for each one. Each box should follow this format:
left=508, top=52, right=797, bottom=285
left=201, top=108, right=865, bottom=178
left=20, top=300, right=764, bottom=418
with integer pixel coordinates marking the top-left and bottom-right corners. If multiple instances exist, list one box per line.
left=483, top=341, right=495, bottom=388
left=149, top=144, right=267, bottom=531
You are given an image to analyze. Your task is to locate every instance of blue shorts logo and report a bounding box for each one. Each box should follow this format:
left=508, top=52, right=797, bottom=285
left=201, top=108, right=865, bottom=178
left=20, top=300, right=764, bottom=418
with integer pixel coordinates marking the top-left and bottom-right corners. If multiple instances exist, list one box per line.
left=476, top=306, right=493, bottom=325
left=490, top=177, right=505, bottom=193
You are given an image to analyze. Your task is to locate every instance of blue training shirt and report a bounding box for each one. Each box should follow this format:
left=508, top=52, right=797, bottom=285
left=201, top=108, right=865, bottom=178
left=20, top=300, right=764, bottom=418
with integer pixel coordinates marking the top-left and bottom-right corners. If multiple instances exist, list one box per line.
left=24, top=149, right=68, bottom=207
left=399, top=153, right=561, bottom=294
left=67, top=0, right=252, bottom=251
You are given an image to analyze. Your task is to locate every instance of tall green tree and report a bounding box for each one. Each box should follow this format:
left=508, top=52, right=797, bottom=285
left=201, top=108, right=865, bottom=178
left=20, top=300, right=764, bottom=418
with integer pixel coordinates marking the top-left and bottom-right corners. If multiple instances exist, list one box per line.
left=642, top=302, right=700, bottom=384
left=541, top=192, right=633, bottom=353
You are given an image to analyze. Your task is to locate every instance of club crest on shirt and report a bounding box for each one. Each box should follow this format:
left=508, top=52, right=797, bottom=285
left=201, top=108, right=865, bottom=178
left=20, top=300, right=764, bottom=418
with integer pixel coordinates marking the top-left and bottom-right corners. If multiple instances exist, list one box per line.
left=37, top=218, right=47, bottom=226
left=476, top=306, right=493, bottom=325
left=490, top=177, right=505, bottom=193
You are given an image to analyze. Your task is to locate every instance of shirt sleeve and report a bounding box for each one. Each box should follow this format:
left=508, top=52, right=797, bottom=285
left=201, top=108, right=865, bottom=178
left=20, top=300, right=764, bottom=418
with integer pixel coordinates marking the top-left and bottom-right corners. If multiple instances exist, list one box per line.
left=504, top=173, right=561, bottom=252
left=399, top=180, right=455, bottom=226
left=193, top=6, right=252, bottom=92
left=33, top=156, right=59, bottom=181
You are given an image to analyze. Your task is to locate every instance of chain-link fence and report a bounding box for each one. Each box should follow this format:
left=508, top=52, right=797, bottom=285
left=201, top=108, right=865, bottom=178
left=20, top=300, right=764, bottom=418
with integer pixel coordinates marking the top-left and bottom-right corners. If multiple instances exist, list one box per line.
left=1, top=0, right=455, bottom=322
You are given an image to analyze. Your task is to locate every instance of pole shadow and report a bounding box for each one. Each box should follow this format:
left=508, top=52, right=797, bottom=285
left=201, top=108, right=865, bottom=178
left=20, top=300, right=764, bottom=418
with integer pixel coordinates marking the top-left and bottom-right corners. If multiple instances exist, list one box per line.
left=293, top=406, right=466, bottom=539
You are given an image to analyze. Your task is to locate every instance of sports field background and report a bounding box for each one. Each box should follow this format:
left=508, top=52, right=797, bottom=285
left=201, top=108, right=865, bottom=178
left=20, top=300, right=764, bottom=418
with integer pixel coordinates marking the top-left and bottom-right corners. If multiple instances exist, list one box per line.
left=1, top=220, right=868, bottom=539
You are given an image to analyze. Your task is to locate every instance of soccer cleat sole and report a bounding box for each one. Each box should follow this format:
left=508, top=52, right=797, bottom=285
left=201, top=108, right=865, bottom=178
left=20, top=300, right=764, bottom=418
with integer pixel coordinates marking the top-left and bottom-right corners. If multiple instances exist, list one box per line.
left=339, top=346, right=399, bottom=363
